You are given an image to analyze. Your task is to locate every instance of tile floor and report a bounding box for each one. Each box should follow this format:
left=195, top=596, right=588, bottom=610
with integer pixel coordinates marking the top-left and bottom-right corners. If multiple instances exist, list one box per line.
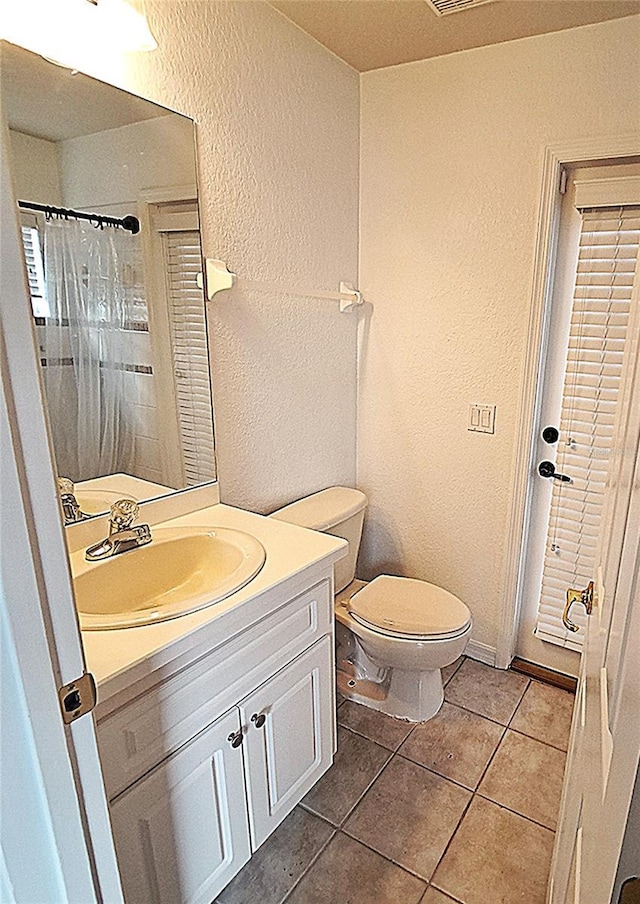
left=216, top=657, right=575, bottom=904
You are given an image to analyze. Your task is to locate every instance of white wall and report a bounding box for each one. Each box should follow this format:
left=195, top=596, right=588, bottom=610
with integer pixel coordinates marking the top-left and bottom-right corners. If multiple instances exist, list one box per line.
left=59, top=114, right=195, bottom=209
left=8, top=130, right=62, bottom=205
left=359, top=17, right=640, bottom=651
left=120, top=0, right=361, bottom=512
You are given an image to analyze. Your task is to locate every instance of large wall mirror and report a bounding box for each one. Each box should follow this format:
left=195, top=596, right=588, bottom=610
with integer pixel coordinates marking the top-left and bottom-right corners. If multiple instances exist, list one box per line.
left=2, top=42, right=217, bottom=523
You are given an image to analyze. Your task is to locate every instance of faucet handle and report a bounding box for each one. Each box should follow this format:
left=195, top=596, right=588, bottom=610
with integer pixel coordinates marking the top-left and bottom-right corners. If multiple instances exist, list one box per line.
left=109, top=499, right=139, bottom=531
left=57, top=477, right=75, bottom=496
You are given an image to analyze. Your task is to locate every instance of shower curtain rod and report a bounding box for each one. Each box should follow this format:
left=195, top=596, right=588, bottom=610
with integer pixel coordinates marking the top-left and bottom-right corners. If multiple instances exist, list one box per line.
left=18, top=201, right=140, bottom=235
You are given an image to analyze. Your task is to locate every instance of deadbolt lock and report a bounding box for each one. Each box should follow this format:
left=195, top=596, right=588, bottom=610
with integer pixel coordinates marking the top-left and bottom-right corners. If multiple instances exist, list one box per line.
left=562, top=581, right=594, bottom=633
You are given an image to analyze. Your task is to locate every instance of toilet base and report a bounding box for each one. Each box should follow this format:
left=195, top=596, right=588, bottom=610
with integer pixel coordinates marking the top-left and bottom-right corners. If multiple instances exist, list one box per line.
left=337, top=660, right=444, bottom=723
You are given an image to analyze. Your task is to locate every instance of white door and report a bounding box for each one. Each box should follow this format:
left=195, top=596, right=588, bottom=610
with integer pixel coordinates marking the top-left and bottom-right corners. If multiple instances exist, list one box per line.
left=239, top=636, right=334, bottom=850
left=516, top=164, right=640, bottom=677
left=110, top=708, right=251, bottom=904
left=1, top=123, right=123, bottom=901
left=548, top=284, right=640, bottom=903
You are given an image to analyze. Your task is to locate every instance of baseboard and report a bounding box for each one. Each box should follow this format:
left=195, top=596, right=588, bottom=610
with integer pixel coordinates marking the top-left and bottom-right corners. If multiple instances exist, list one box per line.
left=510, top=657, right=578, bottom=692
left=465, top=640, right=497, bottom=667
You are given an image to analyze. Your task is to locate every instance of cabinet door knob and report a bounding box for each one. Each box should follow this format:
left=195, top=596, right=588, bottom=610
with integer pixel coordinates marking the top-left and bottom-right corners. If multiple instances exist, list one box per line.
left=251, top=712, right=266, bottom=729
left=227, top=729, right=243, bottom=748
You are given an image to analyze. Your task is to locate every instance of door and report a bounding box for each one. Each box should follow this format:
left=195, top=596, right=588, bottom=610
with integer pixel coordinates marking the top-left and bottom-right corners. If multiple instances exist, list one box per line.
left=239, top=636, right=334, bottom=850
left=1, top=122, right=123, bottom=900
left=110, top=708, right=251, bottom=904
left=141, top=198, right=216, bottom=488
left=548, top=281, right=640, bottom=903
left=516, top=163, right=640, bottom=676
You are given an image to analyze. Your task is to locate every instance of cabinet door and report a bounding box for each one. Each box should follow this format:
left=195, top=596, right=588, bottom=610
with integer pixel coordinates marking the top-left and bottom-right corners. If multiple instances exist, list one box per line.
left=110, top=708, right=250, bottom=904
left=240, top=636, right=334, bottom=849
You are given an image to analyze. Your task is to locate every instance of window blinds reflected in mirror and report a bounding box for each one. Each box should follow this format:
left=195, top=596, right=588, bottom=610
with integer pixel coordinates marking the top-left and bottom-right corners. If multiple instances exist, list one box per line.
left=162, top=217, right=216, bottom=486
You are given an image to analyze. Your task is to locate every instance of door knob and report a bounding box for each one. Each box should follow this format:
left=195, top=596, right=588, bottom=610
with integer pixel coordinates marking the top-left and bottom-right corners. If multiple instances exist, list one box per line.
left=251, top=712, right=266, bottom=729
left=562, top=581, right=594, bottom=632
left=538, top=460, right=572, bottom=483
left=227, top=729, right=243, bottom=748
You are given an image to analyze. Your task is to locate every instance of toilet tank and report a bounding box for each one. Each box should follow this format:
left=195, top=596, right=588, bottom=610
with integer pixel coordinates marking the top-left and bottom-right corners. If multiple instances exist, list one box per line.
left=269, top=487, right=367, bottom=593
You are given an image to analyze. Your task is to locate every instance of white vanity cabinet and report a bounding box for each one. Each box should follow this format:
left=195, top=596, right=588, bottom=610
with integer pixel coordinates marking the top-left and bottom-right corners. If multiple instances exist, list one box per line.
left=239, top=636, right=333, bottom=849
left=109, top=707, right=251, bottom=904
left=97, top=576, right=336, bottom=904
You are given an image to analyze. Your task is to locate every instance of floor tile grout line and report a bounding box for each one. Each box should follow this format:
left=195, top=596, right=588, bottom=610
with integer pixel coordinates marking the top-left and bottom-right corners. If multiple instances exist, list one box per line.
left=426, top=780, right=477, bottom=892
left=337, top=721, right=405, bottom=752
left=424, top=719, right=511, bottom=891
left=393, top=750, right=494, bottom=796
left=442, top=657, right=465, bottom=687
left=337, top=825, right=431, bottom=887
left=474, top=792, right=558, bottom=834
left=301, top=733, right=396, bottom=830
left=506, top=677, right=533, bottom=730
left=336, top=746, right=398, bottom=827
left=336, top=716, right=414, bottom=753
left=424, top=883, right=466, bottom=904
left=321, top=721, right=474, bottom=887
left=441, top=693, right=528, bottom=729
left=507, top=724, right=570, bottom=754
left=280, top=825, right=337, bottom=904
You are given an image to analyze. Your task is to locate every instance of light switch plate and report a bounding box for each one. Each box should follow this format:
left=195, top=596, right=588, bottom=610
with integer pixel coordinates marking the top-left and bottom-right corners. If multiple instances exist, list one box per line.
left=469, top=404, right=496, bottom=434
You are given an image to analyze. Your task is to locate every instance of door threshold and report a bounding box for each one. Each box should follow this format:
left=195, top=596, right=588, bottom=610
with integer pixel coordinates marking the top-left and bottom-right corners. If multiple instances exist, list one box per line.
left=510, top=657, right=577, bottom=693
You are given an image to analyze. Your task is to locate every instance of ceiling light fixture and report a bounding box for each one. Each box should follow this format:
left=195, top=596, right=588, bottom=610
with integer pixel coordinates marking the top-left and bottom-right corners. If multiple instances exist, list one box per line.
left=1, top=0, right=156, bottom=67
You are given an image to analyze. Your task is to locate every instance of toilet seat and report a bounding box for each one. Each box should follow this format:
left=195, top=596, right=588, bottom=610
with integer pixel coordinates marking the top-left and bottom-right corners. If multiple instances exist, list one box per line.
left=347, top=575, right=471, bottom=640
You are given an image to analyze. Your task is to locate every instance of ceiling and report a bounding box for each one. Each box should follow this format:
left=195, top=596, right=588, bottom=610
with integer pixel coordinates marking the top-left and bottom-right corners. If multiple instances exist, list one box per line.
left=269, top=0, right=640, bottom=72
left=0, top=42, right=171, bottom=142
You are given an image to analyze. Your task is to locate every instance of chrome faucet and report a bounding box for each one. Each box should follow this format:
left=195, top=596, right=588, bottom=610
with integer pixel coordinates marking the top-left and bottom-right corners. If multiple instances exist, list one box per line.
left=58, top=477, right=88, bottom=524
left=85, top=499, right=152, bottom=562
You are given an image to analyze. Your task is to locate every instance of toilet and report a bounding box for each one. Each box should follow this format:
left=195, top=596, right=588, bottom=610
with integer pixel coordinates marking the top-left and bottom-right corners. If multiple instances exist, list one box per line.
left=270, top=487, right=472, bottom=722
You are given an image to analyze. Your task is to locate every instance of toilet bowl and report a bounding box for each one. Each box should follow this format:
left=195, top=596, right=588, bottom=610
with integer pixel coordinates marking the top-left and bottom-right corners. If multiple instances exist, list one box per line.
left=270, top=487, right=472, bottom=722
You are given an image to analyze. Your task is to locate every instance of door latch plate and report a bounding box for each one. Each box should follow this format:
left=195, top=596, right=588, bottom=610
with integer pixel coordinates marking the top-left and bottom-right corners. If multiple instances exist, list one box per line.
left=58, top=672, right=97, bottom=724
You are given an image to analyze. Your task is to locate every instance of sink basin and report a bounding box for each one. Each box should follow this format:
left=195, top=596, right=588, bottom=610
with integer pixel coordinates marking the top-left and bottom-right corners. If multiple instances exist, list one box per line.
left=72, top=526, right=266, bottom=630
left=77, top=489, right=137, bottom=516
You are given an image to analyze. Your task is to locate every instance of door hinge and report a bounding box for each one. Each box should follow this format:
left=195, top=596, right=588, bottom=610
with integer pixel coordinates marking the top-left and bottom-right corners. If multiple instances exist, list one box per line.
left=559, top=168, right=568, bottom=195
left=58, top=672, right=97, bottom=724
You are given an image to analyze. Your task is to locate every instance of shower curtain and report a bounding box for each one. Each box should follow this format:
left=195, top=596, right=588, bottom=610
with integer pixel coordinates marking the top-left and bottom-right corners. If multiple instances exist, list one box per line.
left=42, top=217, right=134, bottom=482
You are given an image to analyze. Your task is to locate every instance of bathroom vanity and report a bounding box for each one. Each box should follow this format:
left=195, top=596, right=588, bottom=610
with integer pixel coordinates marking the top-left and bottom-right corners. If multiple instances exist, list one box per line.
left=81, top=503, right=346, bottom=904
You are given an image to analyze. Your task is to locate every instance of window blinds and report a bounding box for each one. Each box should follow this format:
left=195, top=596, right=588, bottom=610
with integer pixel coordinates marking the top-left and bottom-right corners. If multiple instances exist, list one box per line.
left=164, top=230, right=216, bottom=486
left=20, top=223, right=49, bottom=317
left=535, top=205, right=640, bottom=650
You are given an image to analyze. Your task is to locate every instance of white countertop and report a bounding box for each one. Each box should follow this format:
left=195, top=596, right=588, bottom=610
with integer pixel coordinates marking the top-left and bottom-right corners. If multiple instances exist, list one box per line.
left=80, top=503, right=346, bottom=702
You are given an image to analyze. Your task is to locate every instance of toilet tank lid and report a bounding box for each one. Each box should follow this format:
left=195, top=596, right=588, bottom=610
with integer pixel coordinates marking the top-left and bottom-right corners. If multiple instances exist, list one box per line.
left=269, top=487, right=367, bottom=531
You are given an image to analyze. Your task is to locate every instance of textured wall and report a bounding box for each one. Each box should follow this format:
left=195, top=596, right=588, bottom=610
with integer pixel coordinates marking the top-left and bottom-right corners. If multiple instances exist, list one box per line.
left=359, top=17, right=640, bottom=650
left=123, top=0, right=360, bottom=513
left=8, top=130, right=62, bottom=206
left=59, top=114, right=195, bottom=208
